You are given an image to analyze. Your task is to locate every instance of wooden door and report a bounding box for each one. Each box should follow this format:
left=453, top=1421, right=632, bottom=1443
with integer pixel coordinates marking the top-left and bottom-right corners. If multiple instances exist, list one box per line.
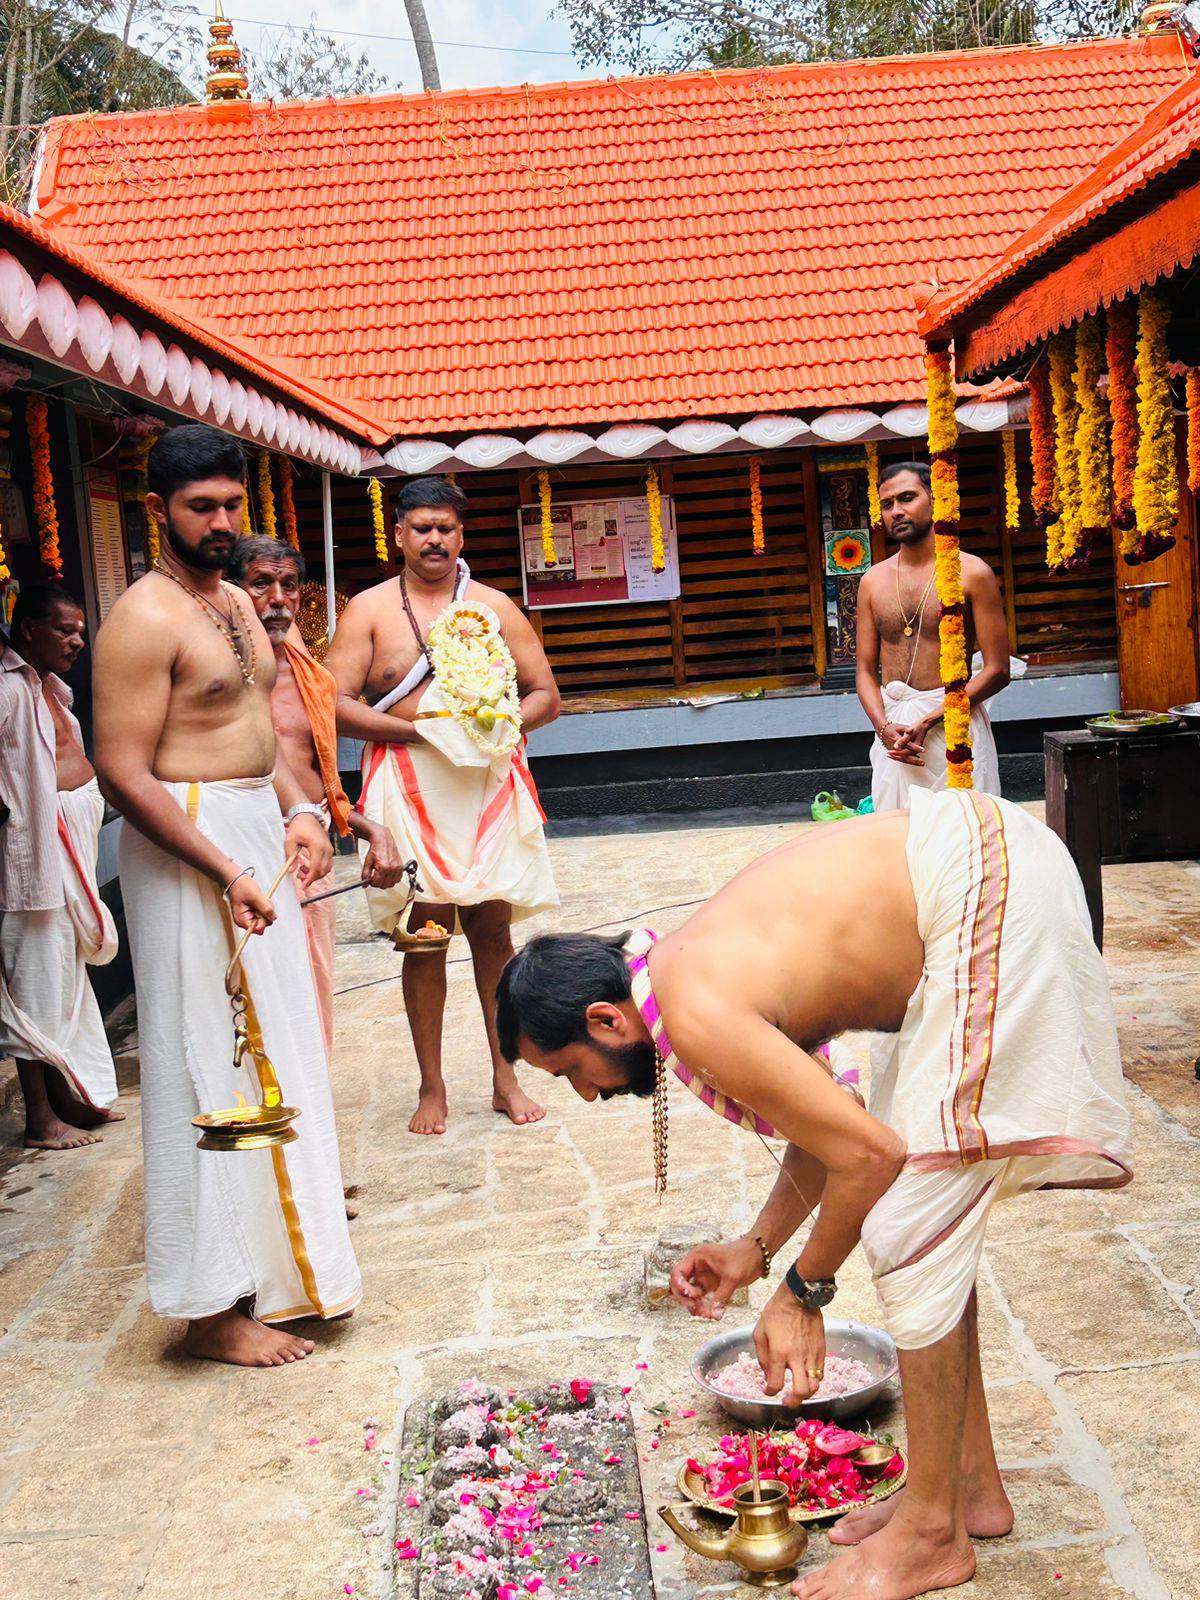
left=1116, top=475, right=1200, bottom=711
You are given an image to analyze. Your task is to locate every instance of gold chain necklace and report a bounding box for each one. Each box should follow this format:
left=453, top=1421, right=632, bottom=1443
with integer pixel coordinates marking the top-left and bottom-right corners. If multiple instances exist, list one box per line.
left=895, top=561, right=937, bottom=639
left=155, top=563, right=257, bottom=685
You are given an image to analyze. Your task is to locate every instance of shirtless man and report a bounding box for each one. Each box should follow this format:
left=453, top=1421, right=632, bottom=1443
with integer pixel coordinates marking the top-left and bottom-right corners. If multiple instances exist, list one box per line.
left=326, top=476, right=560, bottom=1136
left=0, top=583, right=123, bottom=1148
left=856, top=462, right=1009, bottom=810
left=497, top=790, right=1131, bottom=1599
left=94, top=424, right=361, bottom=1368
left=229, top=535, right=404, bottom=1058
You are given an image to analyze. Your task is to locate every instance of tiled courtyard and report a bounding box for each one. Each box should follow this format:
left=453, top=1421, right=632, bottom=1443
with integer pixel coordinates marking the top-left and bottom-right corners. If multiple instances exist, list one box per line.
left=1, top=809, right=1198, bottom=1600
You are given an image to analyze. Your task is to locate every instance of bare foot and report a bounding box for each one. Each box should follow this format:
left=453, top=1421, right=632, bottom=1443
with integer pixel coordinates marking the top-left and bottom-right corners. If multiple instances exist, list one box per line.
left=793, top=1517, right=975, bottom=1600
left=409, top=1089, right=448, bottom=1135
left=24, top=1116, right=101, bottom=1150
left=67, top=1103, right=127, bottom=1129
left=829, top=1483, right=1013, bottom=1546
left=492, top=1084, right=546, bottom=1126
left=183, top=1307, right=315, bottom=1367
left=345, top=1198, right=360, bottom=1220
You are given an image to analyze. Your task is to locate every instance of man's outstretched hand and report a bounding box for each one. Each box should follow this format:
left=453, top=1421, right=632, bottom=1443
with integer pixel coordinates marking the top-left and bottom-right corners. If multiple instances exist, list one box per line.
left=670, top=1237, right=763, bottom=1320
left=753, top=1285, right=827, bottom=1405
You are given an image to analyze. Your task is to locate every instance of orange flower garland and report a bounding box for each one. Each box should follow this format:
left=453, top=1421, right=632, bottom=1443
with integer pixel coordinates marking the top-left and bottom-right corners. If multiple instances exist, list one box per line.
left=537, top=468, right=557, bottom=568
left=1106, top=298, right=1139, bottom=558
left=1027, top=357, right=1057, bottom=564
left=279, top=456, right=300, bottom=551
left=925, top=345, right=972, bottom=790
left=27, top=396, right=62, bottom=576
left=749, top=455, right=765, bottom=557
left=1072, top=315, right=1110, bottom=570
left=646, top=464, right=665, bottom=574
left=1001, top=431, right=1019, bottom=532
left=866, top=440, right=883, bottom=544
left=241, top=477, right=253, bottom=535
left=369, top=476, right=387, bottom=564
left=257, top=450, right=277, bottom=540
left=1130, top=288, right=1177, bottom=566
left=1188, top=370, right=1200, bottom=497
left=1048, top=331, right=1081, bottom=568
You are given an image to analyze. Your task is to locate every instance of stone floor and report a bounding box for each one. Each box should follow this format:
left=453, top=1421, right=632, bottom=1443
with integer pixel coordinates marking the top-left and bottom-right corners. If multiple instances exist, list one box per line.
left=1, top=809, right=1199, bottom=1600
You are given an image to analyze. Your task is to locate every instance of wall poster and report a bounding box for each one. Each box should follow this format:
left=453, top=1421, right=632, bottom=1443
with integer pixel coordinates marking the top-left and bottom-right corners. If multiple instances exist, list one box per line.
left=519, top=494, right=680, bottom=609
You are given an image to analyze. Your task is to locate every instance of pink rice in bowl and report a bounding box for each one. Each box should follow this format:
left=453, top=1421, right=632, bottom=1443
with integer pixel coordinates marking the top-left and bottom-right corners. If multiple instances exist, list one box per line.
left=710, top=1351, right=876, bottom=1403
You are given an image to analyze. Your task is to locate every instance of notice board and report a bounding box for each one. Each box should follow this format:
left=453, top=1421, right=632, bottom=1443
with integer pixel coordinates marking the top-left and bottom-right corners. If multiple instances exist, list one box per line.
left=86, top=467, right=129, bottom=621
left=519, top=495, right=680, bottom=609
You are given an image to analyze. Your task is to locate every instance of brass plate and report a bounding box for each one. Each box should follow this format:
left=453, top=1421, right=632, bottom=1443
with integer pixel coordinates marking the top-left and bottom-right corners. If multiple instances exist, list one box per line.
left=391, top=933, right=451, bottom=955
left=196, top=1125, right=300, bottom=1152
left=676, top=1450, right=907, bottom=1526
left=193, top=1105, right=301, bottom=1135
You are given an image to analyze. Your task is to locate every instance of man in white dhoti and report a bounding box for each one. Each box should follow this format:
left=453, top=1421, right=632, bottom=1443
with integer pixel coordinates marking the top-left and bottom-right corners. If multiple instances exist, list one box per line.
left=94, top=425, right=360, bottom=1368
left=497, top=791, right=1131, bottom=1600
left=0, top=583, right=122, bottom=1149
left=327, top=476, right=560, bottom=1137
left=856, top=463, right=1009, bottom=811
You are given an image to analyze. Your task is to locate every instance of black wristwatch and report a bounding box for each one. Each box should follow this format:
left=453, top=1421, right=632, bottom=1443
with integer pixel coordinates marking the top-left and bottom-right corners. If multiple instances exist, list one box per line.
left=785, top=1263, right=837, bottom=1311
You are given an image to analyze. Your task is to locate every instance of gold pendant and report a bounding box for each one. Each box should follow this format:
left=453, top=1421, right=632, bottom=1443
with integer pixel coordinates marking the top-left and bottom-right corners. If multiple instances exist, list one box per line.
left=903, top=625, right=913, bottom=637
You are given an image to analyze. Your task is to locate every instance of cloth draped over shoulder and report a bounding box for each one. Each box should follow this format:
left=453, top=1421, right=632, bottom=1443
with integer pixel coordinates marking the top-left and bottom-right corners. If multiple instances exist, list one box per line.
left=283, top=633, right=352, bottom=836
left=120, top=776, right=360, bottom=1323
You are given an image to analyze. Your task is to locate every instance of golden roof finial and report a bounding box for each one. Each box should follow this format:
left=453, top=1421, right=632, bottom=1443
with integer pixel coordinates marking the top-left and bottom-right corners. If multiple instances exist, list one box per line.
left=206, top=0, right=250, bottom=102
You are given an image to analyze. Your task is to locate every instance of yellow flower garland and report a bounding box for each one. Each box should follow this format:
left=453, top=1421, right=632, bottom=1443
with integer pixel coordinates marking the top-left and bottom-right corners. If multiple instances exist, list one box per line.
left=279, top=456, right=300, bottom=551
left=1131, top=288, right=1178, bottom=565
left=257, top=451, right=278, bottom=540
left=369, top=476, right=388, bottom=564
left=537, top=468, right=557, bottom=567
left=1048, top=331, right=1082, bottom=568
left=428, top=602, right=522, bottom=757
left=1106, top=299, right=1139, bottom=558
left=27, top=397, right=62, bottom=576
left=866, top=440, right=883, bottom=544
left=241, top=479, right=253, bottom=535
left=1072, top=316, right=1110, bottom=569
left=646, top=464, right=665, bottom=574
left=1001, top=431, right=1019, bottom=532
left=134, top=435, right=159, bottom=565
left=749, top=455, right=765, bottom=557
left=924, top=345, right=971, bottom=790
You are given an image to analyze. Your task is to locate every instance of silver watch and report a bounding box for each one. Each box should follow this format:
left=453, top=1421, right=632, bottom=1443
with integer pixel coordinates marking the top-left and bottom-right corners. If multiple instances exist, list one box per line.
left=284, top=802, right=327, bottom=826
left=785, top=1263, right=837, bottom=1310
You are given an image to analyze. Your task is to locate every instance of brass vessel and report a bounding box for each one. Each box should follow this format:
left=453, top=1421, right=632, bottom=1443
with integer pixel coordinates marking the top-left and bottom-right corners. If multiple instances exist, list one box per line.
left=658, top=1479, right=809, bottom=1588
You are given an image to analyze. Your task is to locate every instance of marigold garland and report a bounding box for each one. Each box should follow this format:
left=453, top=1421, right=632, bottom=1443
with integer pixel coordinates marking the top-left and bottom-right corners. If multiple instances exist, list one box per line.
left=134, top=435, right=159, bottom=565
left=749, top=455, right=765, bottom=557
left=428, top=601, right=522, bottom=757
left=1131, top=288, right=1178, bottom=566
left=536, top=468, right=557, bottom=568
left=279, top=455, right=300, bottom=551
left=1027, top=357, right=1057, bottom=563
left=646, top=464, right=665, bottom=574
left=924, top=345, right=972, bottom=790
left=241, top=479, right=253, bottom=535
left=27, top=396, right=62, bottom=576
left=1186, top=370, right=1200, bottom=497
left=1072, top=316, right=1110, bottom=570
left=0, top=507, right=8, bottom=584
left=1048, top=331, right=1082, bottom=569
left=1001, top=431, right=1020, bottom=532
left=256, top=451, right=278, bottom=540
left=369, top=476, right=387, bottom=564
left=1106, top=298, right=1139, bottom=557
left=865, top=440, right=883, bottom=544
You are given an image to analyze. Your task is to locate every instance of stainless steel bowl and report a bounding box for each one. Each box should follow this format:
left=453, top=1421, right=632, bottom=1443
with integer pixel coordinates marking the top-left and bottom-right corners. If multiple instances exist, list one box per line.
left=691, top=1320, right=898, bottom=1428
left=1169, top=702, right=1200, bottom=730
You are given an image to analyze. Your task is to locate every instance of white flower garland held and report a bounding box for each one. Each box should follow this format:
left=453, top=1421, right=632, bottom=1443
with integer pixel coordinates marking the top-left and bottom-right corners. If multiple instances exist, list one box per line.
left=426, top=602, right=522, bottom=756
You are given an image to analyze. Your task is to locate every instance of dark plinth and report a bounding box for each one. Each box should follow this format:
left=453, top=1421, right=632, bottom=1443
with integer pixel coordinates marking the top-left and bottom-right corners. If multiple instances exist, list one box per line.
left=1043, top=728, right=1200, bottom=949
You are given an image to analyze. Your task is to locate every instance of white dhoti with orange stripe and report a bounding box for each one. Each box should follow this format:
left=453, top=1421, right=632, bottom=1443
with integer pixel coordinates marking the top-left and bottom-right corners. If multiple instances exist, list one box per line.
left=861, top=789, right=1131, bottom=1349
left=120, top=776, right=361, bottom=1324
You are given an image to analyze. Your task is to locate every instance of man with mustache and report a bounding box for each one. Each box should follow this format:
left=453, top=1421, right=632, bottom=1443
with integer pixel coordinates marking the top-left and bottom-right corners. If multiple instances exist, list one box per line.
left=93, top=425, right=360, bottom=1367
left=0, top=582, right=123, bottom=1149
left=229, top=535, right=404, bottom=1062
left=326, top=476, right=560, bottom=1136
left=856, top=462, right=1009, bottom=810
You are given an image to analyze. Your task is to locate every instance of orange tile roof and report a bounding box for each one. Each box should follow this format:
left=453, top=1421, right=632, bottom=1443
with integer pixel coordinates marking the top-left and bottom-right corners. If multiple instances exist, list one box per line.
left=33, top=35, right=1194, bottom=438
left=920, top=63, right=1200, bottom=345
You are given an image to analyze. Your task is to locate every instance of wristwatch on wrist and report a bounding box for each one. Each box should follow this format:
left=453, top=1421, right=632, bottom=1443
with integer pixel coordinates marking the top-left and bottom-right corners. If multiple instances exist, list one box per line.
left=284, top=802, right=327, bottom=826
left=784, top=1263, right=837, bottom=1311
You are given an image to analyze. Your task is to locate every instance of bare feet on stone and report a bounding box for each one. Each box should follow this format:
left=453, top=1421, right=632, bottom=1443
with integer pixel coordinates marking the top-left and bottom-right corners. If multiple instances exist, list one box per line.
left=46, top=1077, right=127, bottom=1129
left=409, top=1089, right=448, bottom=1136
left=183, top=1307, right=315, bottom=1367
left=828, top=1483, right=1013, bottom=1546
left=24, top=1114, right=101, bottom=1150
left=793, top=1516, right=975, bottom=1600
left=492, top=1084, right=545, bottom=1126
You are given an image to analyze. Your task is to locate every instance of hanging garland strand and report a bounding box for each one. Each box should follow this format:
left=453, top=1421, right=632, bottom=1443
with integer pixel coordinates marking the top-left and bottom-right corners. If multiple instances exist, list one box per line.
left=27, top=396, right=62, bottom=576
left=241, top=474, right=254, bottom=535
left=1130, top=287, right=1178, bottom=566
left=925, top=345, right=972, bottom=790
left=1187, top=370, right=1200, bottom=498
left=865, top=440, right=884, bottom=546
left=749, top=455, right=765, bottom=557
left=646, top=464, right=665, bottom=573
left=257, top=451, right=278, bottom=539
left=279, top=456, right=300, bottom=551
left=369, top=477, right=388, bottom=564
left=1048, top=330, right=1082, bottom=569
left=134, top=435, right=158, bottom=565
left=1106, top=298, right=1139, bottom=559
left=1001, top=431, right=1020, bottom=533
left=1071, top=315, right=1110, bottom=571
left=537, top=468, right=557, bottom=567
left=1027, top=357, right=1057, bottom=566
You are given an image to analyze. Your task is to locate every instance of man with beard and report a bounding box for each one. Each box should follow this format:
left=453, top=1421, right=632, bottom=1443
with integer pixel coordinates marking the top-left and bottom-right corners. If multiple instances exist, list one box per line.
left=856, top=463, right=1009, bottom=810
left=0, top=582, right=123, bottom=1149
left=93, top=425, right=361, bottom=1367
left=229, top=535, right=404, bottom=1061
left=495, top=790, right=1132, bottom=1600
left=325, top=475, right=560, bottom=1137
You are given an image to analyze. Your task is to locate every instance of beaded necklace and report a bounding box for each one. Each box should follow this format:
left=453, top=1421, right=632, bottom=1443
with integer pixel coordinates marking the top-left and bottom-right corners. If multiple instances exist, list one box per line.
left=155, top=562, right=257, bottom=686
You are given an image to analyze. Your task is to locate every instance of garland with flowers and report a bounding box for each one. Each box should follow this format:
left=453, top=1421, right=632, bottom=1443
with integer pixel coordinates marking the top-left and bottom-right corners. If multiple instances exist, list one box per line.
left=537, top=468, right=557, bottom=567
left=241, top=477, right=253, bottom=535
left=133, top=435, right=158, bottom=564
left=1027, top=357, right=1057, bottom=565
left=1048, top=331, right=1082, bottom=569
left=1072, top=315, right=1110, bottom=570
left=426, top=601, right=522, bottom=756
left=925, top=345, right=972, bottom=789
left=1130, top=288, right=1178, bottom=566
left=866, top=440, right=883, bottom=546
left=257, top=451, right=277, bottom=540
left=1106, top=299, right=1139, bottom=558
left=27, top=396, right=62, bottom=576
left=646, top=464, right=665, bottom=573
left=1001, top=431, right=1020, bottom=533
left=749, top=455, right=765, bottom=557
left=369, top=477, right=387, bottom=564
left=1188, top=370, right=1200, bottom=498
left=279, top=455, right=300, bottom=551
